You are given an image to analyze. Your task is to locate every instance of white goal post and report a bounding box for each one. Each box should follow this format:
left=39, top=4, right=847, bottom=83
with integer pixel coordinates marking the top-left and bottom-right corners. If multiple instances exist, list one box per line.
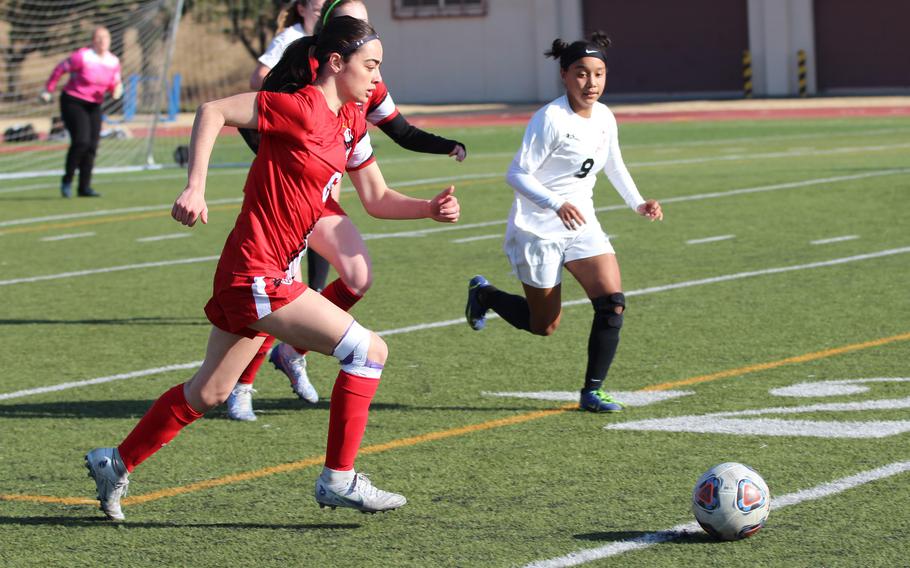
left=0, top=0, right=184, bottom=181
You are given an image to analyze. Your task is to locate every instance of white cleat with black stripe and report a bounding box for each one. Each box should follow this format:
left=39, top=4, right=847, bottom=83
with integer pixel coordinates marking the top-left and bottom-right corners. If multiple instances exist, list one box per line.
left=315, top=472, right=407, bottom=514
left=85, top=447, right=130, bottom=520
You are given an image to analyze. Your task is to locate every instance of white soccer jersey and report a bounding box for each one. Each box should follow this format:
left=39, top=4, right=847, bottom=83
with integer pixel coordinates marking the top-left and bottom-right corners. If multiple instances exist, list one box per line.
left=506, top=95, right=645, bottom=239
left=258, top=23, right=306, bottom=69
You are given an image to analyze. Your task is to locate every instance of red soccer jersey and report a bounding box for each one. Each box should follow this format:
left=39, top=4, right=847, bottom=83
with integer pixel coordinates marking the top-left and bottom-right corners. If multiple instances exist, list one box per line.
left=365, top=80, right=399, bottom=126
left=215, top=86, right=374, bottom=282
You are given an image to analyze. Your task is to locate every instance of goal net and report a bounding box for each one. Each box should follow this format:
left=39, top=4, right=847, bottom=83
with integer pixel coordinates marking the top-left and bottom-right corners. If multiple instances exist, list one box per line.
left=1, top=0, right=265, bottom=184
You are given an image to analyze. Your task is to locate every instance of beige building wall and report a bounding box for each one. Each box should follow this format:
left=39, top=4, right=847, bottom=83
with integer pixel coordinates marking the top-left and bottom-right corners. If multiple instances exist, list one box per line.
left=367, top=0, right=583, bottom=104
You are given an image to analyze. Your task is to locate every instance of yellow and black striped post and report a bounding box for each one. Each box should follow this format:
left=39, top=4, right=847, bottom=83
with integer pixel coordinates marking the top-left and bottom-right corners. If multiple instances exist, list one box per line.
left=797, top=49, right=807, bottom=97
left=742, top=50, right=753, bottom=98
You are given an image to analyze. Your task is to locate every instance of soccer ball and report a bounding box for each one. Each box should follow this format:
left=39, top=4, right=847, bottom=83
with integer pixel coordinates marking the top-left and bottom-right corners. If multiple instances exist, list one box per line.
left=692, top=462, right=770, bottom=541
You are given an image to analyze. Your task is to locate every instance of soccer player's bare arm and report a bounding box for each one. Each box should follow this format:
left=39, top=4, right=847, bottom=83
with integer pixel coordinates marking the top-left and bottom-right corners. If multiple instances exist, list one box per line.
left=173, top=92, right=258, bottom=227
left=348, top=162, right=459, bottom=223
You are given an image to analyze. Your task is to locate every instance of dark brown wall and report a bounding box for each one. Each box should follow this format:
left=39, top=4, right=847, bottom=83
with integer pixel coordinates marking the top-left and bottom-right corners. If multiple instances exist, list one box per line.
left=581, top=0, right=748, bottom=94
left=814, top=0, right=910, bottom=90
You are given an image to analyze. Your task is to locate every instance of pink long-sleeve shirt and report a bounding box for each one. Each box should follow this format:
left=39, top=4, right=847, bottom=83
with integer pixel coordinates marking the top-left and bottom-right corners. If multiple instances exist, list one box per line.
left=45, top=47, right=121, bottom=104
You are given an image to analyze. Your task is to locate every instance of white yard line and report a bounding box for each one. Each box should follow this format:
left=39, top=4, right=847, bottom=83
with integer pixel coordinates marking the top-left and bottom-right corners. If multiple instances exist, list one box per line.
left=452, top=234, right=502, bottom=244
left=136, top=233, right=192, bottom=243
left=627, top=142, right=910, bottom=168
left=0, top=166, right=246, bottom=194
left=362, top=168, right=909, bottom=240
left=686, top=234, right=735, bottom=245
left=40, top=232, right=95, bottom=242
left=3, top=245, right=905, bottom=400
left=373, top=127, right=910, bottom=164
left=524, top=461, right=910, bottom=567
left=0, top=197, right=242, bottom=229
left=811, top=235, right=859, bottom=245
left=2, top=157, right=907, bottom=229
left=0, top=255, right=219, bottom=287
left=0, top=362, right=203, bottom=402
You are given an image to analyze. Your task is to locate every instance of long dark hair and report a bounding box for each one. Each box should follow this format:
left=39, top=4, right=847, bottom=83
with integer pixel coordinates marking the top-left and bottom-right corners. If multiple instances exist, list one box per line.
left=261, top=15, right=377, bottom=94
left=545, top=31, right=612, bottom=70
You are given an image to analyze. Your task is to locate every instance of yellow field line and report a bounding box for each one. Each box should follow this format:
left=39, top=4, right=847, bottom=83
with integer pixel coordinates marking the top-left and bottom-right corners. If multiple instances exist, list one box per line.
left=2, top=330, right=908, bottom=509
left=0, top=179, right=491, bottom=236
left=643, top=331, right=910, bottom=391
left=0, top=494, right=95, bottom=506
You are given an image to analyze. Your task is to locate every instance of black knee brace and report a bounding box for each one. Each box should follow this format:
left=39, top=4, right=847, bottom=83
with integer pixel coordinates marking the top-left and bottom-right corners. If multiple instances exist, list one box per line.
left=591, top=293, right=625, bottom=328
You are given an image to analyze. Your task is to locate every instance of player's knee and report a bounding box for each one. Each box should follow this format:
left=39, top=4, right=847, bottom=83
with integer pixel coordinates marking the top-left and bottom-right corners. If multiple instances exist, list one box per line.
left=531, top=313, right=561, bottom=336
left=186, top=376, right=225, bottom=411
left=343, top=266, right=373, bottom=296
left=367, top=332, right=387, bottom=366
left=592, top=292, right=625, bottom=328
left=70, top=139, right=91, bottom=154
left=332, top=321, right=385, bottom=378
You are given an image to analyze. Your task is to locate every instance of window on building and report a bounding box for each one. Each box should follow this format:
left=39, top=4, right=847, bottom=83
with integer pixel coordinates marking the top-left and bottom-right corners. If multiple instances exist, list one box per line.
left=393, top=0, right=487, bottom=19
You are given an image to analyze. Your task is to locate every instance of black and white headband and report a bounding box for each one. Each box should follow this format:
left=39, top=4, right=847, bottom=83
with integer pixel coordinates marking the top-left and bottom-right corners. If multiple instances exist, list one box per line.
left=559, top=43, right=606, bottom=69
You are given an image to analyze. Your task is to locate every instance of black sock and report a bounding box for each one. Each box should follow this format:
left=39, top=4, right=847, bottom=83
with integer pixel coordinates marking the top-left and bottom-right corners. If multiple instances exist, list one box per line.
left=478, top=286, right=531, bottom=332
left=583, top=295, right=625, bottom=392
left=307, top=251, right=331, bottom=292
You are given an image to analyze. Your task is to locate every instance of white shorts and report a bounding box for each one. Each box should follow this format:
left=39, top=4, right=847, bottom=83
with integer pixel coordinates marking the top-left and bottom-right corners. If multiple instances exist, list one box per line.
left=503, top=223, right=615, bottom=289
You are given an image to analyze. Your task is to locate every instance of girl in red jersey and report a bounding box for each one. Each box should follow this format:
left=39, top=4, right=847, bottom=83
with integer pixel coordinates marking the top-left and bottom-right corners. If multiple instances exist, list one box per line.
left=83, top=16, right=459, bottom=521
left=230, top=0, right=468, bottom=421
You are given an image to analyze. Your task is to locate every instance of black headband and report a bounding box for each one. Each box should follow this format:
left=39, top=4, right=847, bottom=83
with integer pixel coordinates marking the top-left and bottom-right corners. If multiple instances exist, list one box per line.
left=339, top=33, right=379, bottom=56
left=559, top=43, right=606, bottom=69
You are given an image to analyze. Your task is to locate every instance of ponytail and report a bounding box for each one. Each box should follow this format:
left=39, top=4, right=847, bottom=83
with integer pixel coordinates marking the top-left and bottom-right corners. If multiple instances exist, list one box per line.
left=261, top=36, right=318, bottom=93
left=261, top=16, right=378, bottom=94
left=544, top=38, right=570, bottom=60
left=545, top=31, right=611, bottom=69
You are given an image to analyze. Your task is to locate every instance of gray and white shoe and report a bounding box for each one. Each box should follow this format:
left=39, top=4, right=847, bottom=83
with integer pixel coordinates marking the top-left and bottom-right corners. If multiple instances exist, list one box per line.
left=315, top=472, right=407, bottom=514
left=269, top=343, right=319, bottom=403
left=85, top=447, right=129, bottom=520
left=226, top=383, right=257, bottom=421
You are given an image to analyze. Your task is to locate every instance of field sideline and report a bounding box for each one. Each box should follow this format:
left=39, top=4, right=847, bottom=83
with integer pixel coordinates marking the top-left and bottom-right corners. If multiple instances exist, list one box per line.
left=1, top=111, right=908, bottom=567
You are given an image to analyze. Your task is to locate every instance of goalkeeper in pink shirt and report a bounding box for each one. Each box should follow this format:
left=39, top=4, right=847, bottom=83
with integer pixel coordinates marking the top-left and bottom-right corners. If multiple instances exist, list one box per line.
left=41, top=27, right=123, bottom=198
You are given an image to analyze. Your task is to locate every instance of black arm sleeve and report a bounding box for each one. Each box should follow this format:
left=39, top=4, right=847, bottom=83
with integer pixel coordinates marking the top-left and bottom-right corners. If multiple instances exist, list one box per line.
left=238, top=127, right=260, bottom=154
left=377, top=113, right=466, bottom=157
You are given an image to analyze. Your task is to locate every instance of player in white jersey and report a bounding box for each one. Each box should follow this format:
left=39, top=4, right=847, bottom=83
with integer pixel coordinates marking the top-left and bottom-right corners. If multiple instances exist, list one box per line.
left=465, top=32, right=663, bottom=413
left=249, top=0, right=324, bottom=89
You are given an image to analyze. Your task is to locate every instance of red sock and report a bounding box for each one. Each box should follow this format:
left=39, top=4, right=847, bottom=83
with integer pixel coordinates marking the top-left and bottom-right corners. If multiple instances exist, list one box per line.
left=324, top=371, right=380, bottom=471
left=117, top=384, right=203, bottom=472
left=294, top=279, right=364, bottom=356
left=238, top=336, right=275, bottom=385
left=322, top=278, right=363, bottom=312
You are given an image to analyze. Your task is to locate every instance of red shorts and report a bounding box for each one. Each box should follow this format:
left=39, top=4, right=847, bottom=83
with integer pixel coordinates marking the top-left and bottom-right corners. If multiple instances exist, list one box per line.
left=323, top=195, right=347, bottom=217
left=205, top=272, right=308, bottom=338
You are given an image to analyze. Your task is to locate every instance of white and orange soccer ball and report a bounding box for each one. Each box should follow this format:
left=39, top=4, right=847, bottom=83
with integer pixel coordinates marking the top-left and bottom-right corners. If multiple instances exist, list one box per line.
left=692, top=462, right=770, bottom=541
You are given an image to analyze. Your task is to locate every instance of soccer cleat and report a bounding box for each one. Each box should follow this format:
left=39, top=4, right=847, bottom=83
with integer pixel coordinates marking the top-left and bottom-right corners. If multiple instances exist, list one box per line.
left=84, top=447, right=129, bottom=521
left=226, top=383, right=257, bottom=421
left=77, top=187, right=101, bottom=197
left=465, top=275, right=491, bottom=331
left=269, top=342, right=318, bottom=403
left=60, top=181, right=72, bottom=198
left=579, top=389, right=626, bottom=413
left=315, top=472, right=407, bottom=514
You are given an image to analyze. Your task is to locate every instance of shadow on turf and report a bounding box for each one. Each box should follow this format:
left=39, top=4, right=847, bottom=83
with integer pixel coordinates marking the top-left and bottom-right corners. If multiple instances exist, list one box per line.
left=0, top=399, right=538, bottom=419
left=0, top=196, right=60, bottom=202
left=575, top=530, right=715, bottom=545
left=0, top=515, right=361, bottom=530
left=0, top=316, right=208, bottom=326
left=0, top=399, right=407, bottom=419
